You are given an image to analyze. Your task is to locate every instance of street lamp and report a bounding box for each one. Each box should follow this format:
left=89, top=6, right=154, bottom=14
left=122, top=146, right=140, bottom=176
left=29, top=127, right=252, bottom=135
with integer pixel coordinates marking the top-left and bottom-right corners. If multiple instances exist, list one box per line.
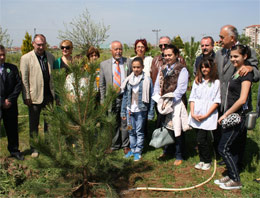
left=152, top=29, right=161, bottom=45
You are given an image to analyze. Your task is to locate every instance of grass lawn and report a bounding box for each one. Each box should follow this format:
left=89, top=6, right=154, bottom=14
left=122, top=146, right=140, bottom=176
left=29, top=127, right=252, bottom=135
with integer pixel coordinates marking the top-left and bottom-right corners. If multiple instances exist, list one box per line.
left=0, top=50, right=260, bottom=197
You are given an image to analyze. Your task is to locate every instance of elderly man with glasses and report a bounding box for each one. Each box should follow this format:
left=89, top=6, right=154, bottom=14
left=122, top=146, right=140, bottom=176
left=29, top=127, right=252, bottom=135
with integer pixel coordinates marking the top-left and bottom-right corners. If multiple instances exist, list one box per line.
left=20, top=34, right=55, bottom=158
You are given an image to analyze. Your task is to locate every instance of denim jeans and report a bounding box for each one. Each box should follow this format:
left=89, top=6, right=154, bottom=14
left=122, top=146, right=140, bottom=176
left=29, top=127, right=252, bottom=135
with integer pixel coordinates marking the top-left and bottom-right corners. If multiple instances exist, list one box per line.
left=163, top=132, right=184, bottom=160
left=218, top=117, right=246, bottom=182
left=128, top=111, right=146, bottom=154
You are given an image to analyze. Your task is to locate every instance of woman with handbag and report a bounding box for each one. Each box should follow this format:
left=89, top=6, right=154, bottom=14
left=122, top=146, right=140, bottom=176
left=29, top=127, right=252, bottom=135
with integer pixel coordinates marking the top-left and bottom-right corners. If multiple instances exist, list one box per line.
left=215, top=45, right=253, bottom=190
left=188, top=57, right=220, bottom=171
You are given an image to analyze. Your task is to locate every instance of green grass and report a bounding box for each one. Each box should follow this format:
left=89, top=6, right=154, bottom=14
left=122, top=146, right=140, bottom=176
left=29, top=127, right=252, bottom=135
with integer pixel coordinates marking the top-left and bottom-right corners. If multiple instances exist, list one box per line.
left=1, top=49, right=260, bottom=197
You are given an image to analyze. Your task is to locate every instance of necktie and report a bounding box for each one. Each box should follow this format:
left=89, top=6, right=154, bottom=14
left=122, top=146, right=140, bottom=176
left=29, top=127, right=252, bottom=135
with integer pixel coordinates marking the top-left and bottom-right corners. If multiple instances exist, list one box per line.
left=223, top=49, right=230, bottom=67
left=113, top=60, right=121, bottom=91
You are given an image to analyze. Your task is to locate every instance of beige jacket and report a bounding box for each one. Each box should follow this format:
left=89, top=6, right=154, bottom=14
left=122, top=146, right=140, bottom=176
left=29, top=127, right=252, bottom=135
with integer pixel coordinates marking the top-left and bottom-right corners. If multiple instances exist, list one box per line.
left=20, top=50, right=55, bottom=104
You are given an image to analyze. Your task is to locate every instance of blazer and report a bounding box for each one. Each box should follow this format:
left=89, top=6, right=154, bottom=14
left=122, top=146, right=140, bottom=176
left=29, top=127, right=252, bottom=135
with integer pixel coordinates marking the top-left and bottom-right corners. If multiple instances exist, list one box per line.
left=20, top=50, right=55, bottom=104
left=99, top=57, right=131, bottom=102
left=215, top=47, right=260, bottom=111
left=0, top=63, right=22, bottom=116
left=0, top=63, right=22, bottom=104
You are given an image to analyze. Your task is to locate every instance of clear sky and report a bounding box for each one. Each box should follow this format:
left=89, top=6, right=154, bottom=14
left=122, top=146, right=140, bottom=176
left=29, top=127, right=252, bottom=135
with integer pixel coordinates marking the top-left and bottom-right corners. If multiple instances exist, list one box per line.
left=1, top=0, right=259, bottom=47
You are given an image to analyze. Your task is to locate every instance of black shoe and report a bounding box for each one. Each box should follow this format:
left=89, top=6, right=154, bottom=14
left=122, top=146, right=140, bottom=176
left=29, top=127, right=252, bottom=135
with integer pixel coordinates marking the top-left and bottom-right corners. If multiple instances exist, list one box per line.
left=11, top=152, right=24, bottom=161
left=217, top=160, right=225, bottom=166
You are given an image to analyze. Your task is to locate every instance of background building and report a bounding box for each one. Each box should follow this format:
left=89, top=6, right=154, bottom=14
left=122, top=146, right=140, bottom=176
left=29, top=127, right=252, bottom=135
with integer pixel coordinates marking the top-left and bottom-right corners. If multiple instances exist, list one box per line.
left=244, top=25, right=260, bottom=48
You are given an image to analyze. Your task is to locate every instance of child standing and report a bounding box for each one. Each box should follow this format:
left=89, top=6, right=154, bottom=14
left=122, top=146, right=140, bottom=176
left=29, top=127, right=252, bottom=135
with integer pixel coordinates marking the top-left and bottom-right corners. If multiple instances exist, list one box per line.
left=121, top=57, right=154, bottom=161
left=215, top=45, right=254, bottom=190
left=188, top=57, right=221, bottom=170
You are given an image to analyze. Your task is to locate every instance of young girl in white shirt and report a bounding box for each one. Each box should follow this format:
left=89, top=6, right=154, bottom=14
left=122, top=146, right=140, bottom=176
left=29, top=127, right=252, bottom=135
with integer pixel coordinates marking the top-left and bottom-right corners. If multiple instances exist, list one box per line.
left=188, top=57, right=221, bottom=170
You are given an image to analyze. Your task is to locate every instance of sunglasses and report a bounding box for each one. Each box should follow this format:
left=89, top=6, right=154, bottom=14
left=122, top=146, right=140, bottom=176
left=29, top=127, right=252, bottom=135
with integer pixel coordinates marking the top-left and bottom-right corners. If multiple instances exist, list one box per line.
left=61, top=46, right=70, bottom=50
left=159, top=44, right=169, bottom=49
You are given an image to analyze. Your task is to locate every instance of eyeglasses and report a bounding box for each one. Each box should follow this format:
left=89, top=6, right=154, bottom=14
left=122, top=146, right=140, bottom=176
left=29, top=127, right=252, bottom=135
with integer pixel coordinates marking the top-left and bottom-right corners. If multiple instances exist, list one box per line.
left=159, top=44, right=168, bottom=49
left=61, top=46, right=70, bottom=50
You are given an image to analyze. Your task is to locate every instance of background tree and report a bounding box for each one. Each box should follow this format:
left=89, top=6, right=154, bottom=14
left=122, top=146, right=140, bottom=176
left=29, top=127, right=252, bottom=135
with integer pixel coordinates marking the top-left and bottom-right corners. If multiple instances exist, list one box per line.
left=238, top=33, right=251, bottom=46
left=21, top=32, right=34, bottom=55
left=58, top=8, right=110, bottom=54
left=0, top=26, right=13, bottom=47
left=172, top=35, right=184, bottom=49
left=183, top=37, right=200, bottom=78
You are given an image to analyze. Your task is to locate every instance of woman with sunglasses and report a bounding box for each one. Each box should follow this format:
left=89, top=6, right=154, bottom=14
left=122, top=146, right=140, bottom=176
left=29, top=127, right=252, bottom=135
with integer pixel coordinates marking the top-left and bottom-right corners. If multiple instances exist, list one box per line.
left=53, top=40, right=73, bottom=71
left=131, top=39, right=153, bottom=77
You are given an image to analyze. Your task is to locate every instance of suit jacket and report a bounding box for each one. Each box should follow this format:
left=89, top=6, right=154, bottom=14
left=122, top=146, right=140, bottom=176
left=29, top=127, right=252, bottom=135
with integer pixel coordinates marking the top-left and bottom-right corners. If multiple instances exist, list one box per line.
left=99, top=57, right=131, bottom=102
left=0, top=63, right=22, bottom=115
left=20, top=50, right=55, bottom=104
left=215, top=47, right=259, bottom=111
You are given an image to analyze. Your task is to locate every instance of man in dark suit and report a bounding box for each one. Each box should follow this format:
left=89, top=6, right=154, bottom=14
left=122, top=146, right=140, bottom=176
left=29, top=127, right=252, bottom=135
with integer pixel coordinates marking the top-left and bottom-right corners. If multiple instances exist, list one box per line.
left=99, top=40, right=131, bottom=154
left=193, top=36, right=216, bottom=76
left=0, top=45, right=24, bottom=160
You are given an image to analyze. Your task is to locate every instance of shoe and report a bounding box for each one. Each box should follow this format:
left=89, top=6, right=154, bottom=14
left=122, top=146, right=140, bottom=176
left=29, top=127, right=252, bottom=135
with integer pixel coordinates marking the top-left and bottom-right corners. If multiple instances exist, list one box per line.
left=123, top=147, right=131, bottom=155
left=254, top=178, right=260, bottom=183
left=218, top=160, right=225, bottom=166
left=11, top=152, right=24, bottom=161
left=195, top=162, right=204, bottom=170
left=214, top=176, right=230, bottom=185
left=124, top=150, right=133, bottom=158
left=31, top=151, right=39, bottom=158
left=219, top=179, right=242, bottom=190
left=201, top=163, right=211, bottom=170
left=174, top=160, right=183, bottom=166
left=134, top=153, right=141, bottom=161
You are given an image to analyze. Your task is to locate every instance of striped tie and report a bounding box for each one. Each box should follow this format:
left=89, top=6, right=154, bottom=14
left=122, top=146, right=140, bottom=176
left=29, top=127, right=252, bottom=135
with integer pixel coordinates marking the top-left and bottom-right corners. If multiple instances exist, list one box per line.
left=113, top=60, right=121, bottom=91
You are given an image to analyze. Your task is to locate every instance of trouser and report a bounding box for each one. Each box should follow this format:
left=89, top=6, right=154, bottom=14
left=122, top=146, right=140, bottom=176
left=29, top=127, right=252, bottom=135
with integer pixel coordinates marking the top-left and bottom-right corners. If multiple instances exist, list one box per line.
left=218, top=117, right=246, bottom=182
left=129, top=111, right=146, bottom=154
left=111, top=97, right=129, bottom=150
left=1, top=104, right=19, bottom=154
left=196, top=129, right=212, bottom=163
left=28, top=96, right=53, bottom=149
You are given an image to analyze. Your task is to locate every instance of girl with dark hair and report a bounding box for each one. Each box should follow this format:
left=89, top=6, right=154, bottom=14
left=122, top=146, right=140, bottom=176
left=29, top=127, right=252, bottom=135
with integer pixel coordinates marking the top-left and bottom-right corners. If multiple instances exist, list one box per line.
left=215, top=44, right=253, bottom=190
left=188, top=57, right=221, bottom=171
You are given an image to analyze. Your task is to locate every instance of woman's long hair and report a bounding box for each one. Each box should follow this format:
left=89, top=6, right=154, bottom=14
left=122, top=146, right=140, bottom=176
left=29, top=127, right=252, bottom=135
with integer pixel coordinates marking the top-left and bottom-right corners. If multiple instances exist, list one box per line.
left=196, top=57, right=218, bottom=83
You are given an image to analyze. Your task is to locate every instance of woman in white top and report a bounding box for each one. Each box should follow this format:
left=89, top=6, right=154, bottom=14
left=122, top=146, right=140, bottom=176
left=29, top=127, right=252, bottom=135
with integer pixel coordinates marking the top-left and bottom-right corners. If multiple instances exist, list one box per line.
left=188, top=57, right=221, bottom=171
left=131, top=39, right=153, bottom=77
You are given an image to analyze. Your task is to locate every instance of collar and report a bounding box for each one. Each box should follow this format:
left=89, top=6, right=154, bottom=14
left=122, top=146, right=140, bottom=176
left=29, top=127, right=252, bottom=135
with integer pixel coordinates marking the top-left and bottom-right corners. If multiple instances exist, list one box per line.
left=112, top=57, right=123, bottom=64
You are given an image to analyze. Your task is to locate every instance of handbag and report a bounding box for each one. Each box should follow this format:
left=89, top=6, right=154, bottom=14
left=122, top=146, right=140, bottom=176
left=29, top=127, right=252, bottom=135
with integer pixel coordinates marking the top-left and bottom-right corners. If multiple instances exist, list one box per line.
left=245, top=112, right=258, bottom=130
left=149, top=127, right=175, bottom=148
left=221, top=113, right=241, bottom=129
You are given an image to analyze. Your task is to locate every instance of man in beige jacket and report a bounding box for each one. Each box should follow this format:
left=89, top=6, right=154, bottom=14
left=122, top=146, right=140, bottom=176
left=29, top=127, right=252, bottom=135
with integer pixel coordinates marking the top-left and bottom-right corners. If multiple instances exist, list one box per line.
left=20, top=34, right=55, bottom=158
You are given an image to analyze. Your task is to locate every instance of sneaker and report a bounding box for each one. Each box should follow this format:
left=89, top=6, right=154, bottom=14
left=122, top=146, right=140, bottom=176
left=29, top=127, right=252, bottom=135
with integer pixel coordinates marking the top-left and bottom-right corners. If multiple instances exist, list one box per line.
left=201, top=163, right=211, bottom=171
left=214, top=176, right=230, bottom=185
left=134, top=153, right=141, bottom=161
left=124, top=150, right=133, bottom=158
left=219, top=179, right=242, bottom=190
left=31, top=151, right=39, bottom=158
left=195, top=162, right=204, bottom=170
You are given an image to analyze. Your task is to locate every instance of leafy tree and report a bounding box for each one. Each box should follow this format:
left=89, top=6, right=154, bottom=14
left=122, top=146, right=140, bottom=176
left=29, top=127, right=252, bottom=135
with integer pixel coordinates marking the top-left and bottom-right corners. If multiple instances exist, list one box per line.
left=238, top=33, right=251, bottom=45
left=29, top=60, right=121, bottom=196
left=0, top=26, right=13, bottom=47
left=21, top=32, right=34, bottom=55
left=58, top=8, right=110, bottom=54
left=172, top=35, right=184, bottom=49
left=183, top=37, right=200, bottom=77
left=123, top=43, right=129, bottom=51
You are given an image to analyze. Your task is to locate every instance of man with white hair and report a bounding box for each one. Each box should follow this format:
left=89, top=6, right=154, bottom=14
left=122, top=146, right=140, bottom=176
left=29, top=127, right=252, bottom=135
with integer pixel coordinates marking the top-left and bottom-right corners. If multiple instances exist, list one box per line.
left=100, top=41, right=132, bottom=154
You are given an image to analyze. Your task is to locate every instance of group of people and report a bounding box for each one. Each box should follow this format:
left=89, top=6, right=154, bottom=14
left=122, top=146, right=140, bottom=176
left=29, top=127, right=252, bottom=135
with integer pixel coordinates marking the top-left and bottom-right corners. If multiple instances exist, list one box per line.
left=0, top=24, right=260, bottom=191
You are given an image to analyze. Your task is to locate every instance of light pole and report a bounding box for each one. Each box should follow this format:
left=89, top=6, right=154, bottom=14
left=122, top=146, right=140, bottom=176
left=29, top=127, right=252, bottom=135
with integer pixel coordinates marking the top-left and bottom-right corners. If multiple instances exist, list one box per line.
left=152, top=29, right=161, bottom=45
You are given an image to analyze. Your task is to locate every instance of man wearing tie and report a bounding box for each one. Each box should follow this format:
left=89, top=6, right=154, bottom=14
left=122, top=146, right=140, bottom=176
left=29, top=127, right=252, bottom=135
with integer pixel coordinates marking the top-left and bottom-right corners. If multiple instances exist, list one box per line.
left=100, top=41, right=132, bottom=154
left=0, top=45, right=24, bottom=160
left=20, top=34, right=55, bottom=158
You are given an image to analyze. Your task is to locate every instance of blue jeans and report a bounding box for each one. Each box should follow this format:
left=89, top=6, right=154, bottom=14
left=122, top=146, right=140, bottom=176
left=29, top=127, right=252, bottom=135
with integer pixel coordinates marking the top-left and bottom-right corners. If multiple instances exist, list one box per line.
left=128, top=111, right=146, bottom=154
left=163, top=132, right=184, bottom=160
left=218, top=117, right=246, bottom=182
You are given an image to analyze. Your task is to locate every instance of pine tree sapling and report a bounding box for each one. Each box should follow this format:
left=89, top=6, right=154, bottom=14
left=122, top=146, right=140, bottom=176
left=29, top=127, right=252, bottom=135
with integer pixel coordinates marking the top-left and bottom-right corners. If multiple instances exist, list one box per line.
left=30, top=59, right=118, bottom=196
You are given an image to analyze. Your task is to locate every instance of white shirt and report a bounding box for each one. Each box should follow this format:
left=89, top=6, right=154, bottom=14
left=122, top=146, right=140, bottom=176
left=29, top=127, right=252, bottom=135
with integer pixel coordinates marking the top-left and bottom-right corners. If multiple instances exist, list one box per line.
left=188, top=79, right=221, bottom=130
